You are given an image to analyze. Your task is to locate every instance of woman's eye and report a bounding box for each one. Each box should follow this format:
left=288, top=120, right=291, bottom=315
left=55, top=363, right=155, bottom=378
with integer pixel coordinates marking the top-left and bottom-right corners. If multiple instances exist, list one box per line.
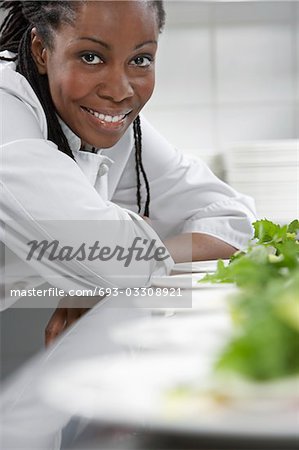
left=81, top=53, right=102, bottom=65
left=131, top=56, right=153, bottom=67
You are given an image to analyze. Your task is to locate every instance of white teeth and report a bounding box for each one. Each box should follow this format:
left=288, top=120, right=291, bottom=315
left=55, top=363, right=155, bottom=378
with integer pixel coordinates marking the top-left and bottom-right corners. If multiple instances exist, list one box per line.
left=86, top=108, right=126, bottom=123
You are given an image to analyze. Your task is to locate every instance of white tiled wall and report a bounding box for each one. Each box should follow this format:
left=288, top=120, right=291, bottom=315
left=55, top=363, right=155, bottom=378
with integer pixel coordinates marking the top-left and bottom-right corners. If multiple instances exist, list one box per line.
left=143, top=0, right=299, bottom=156
left=217, top=104, right=296, bottom=142
left=215, top=25, right=294, bottom=103
left=150, top=28, right=213, bottom=107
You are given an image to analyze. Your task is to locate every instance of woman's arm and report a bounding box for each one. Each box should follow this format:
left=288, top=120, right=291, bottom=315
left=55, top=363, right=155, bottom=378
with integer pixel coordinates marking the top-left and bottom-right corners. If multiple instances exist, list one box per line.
left=142, top=216, right=236, bottom=262
left=164, top=232, right=237, bottom=263
left=126, top=116, right=257, bottom=252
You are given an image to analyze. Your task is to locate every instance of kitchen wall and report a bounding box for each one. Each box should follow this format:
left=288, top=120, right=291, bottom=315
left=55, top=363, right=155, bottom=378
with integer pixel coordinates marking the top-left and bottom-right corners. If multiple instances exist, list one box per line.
left=144, top=0, right=299, bottom=160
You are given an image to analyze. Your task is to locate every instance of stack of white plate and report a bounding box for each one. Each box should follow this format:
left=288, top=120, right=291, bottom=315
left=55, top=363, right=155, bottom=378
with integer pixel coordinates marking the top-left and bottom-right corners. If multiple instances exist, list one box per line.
left=224, top=140, right=298, bottom=224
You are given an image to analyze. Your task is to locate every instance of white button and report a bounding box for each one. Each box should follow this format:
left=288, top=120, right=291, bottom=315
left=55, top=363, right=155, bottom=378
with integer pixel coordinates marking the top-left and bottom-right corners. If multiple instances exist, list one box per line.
left=98, top=163, right=109, bottom=176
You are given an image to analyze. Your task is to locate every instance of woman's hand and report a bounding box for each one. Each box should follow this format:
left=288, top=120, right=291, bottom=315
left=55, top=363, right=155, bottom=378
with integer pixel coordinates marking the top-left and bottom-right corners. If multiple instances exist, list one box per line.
left=45, top=296, right=101, bottom=347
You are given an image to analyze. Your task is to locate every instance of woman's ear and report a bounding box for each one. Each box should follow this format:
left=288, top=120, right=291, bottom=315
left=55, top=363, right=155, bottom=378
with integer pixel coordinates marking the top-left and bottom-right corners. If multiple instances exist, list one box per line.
left=31, top=28, right=48, bottom=75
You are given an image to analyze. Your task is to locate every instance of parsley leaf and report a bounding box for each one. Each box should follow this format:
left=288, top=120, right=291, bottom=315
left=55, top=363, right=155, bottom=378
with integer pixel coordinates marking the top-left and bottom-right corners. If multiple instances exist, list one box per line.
left=200, top=219, right=299, bottom=381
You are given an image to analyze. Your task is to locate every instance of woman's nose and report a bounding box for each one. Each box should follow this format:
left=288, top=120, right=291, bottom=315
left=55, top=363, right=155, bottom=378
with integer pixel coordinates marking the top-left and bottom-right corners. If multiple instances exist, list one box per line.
left=96, top=66, right=134, bottom=102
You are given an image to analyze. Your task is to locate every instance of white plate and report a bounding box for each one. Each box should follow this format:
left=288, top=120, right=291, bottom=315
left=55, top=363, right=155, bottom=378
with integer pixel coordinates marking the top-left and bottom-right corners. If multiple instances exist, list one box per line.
left=152, top=273, right=233, bottom=289
left=227, top=170, right=297, bottom=183
left=110, top=314, right=232, bottom=352
left=131, top=285, right=238, bottom=313
left=40, top=353, right=299, bottom=440
left=173, top=259, right=229, bottom=273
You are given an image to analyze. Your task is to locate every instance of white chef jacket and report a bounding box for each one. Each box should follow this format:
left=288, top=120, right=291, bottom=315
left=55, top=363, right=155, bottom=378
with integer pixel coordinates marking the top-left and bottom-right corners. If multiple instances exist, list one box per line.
left=0, top=52, right=256, bottom=310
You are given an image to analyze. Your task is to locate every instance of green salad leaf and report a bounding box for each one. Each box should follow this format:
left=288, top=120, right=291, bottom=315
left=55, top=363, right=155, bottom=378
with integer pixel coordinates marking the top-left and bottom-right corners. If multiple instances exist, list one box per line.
left=201, top=218, right=299, bottom=289
left=215, top=274, right=299, bottom=381
left=201, top=219, right=299, bottom=381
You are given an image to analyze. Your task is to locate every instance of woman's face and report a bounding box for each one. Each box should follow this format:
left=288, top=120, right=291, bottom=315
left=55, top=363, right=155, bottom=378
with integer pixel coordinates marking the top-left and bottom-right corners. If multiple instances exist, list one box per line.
left=33, top=1, right=159, bottom=148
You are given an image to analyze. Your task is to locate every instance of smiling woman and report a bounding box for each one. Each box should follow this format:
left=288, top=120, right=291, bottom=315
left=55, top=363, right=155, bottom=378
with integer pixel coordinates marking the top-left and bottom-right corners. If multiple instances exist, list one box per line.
left=0, top=0, right=164, bottom=216
left=0, top=0, right=256, bottom=341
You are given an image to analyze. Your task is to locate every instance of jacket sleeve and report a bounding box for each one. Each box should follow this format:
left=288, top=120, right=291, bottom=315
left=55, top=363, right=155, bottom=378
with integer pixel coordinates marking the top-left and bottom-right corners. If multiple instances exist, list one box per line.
left=113, top=115, right=257, bottom=249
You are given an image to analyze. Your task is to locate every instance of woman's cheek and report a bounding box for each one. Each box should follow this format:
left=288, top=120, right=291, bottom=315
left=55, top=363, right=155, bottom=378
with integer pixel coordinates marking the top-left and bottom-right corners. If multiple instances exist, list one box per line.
left=62, top=73, right=92, bottom=99
left=144, top=79, right=156, bottom=104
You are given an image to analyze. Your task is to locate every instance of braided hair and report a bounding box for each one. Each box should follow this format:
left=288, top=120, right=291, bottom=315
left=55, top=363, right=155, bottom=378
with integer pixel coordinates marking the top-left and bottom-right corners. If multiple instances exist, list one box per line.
left=0, top=0, right=166, bottom=217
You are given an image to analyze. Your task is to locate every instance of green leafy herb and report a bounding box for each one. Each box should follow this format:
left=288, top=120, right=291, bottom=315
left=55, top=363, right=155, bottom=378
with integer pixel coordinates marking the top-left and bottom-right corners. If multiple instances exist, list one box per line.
left=201, top=219, right=299, bottom=381
left=201, top=219, right=299, bottom=289
left=215, top=274, right=299, bottom=381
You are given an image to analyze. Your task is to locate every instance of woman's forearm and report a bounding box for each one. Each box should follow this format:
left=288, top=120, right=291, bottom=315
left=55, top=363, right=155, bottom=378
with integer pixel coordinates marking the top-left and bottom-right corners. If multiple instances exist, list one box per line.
left=164, top=233, right=237, bottom=263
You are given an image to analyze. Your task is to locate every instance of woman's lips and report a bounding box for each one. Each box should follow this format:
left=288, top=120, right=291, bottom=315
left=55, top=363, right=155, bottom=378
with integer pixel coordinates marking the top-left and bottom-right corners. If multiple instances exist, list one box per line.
left=81, top=106, right=131, bottom=128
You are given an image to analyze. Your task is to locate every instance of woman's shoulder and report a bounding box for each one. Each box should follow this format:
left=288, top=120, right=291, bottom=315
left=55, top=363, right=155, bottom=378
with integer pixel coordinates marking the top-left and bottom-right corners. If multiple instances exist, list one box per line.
left=0, top=50, right=17, bottom=66
left=0, top=51, right=47, bottom=139
left=139, top=114, right=181, bottom=163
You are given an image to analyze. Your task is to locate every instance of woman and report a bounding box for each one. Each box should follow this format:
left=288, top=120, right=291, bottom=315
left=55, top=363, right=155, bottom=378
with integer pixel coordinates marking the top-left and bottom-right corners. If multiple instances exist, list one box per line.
left=0, top=0, right=256, bottom=340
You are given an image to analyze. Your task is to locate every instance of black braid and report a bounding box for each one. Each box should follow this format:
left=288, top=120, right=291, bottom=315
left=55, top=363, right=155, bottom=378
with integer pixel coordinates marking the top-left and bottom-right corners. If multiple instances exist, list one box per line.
left=0, top=0, right=166, bottom=217
left=133, top=116, right=150, bottom=217
left=18, top=27, right=74, bottom=159
left=0, top=1, right=75, bottom=159
left=133, top=119, right=142, bottom=214
left=0, top=1, right=26, bottom=52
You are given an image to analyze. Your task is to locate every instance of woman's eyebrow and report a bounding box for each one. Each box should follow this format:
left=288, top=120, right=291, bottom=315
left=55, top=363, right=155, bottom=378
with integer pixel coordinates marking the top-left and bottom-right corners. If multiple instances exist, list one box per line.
left=135, top=40, right=158, bottom=50
left=77, top=37, right=109, bottom=49
left=76, top=37, right=157, bottom=50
